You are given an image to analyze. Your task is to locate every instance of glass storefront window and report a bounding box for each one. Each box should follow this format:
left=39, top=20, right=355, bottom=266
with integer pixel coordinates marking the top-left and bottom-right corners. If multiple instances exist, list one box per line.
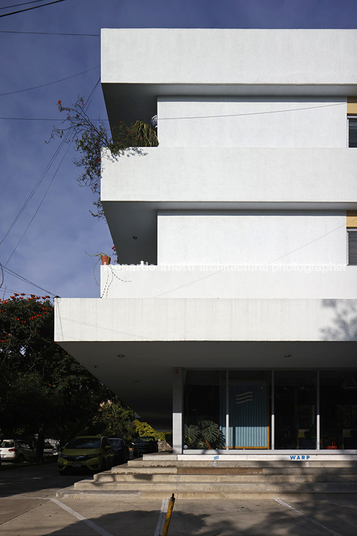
left=228, top=371, right=270, bottom=449
left=183, top=369, right=357, bottom=452
left=183, top=371, right=226, bottom=450
left=320, top=371, right=357, bottom=450
left=274, top=371, right=317, bottom=450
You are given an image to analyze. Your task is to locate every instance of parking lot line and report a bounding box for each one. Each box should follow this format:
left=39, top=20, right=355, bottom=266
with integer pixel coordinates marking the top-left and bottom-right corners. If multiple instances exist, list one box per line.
left=154, top=498, right=169, bottom=536
left=275, top=498, right=342, bottom=536
left=50, top=498, right=114, bottom=536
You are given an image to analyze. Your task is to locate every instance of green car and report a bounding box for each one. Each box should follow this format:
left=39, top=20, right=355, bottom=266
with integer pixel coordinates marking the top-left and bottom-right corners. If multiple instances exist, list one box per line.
left=57, top=436, right=114, bottom=474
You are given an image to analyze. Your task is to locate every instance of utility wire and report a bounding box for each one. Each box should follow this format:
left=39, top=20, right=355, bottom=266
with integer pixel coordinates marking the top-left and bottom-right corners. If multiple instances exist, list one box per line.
left=0, top=117, right=67, bottom=121
left=0, top=29, right=99, bottom=36
left=1, top=265, right=56, bottom=296
left=0, top=263, right=4, bottom=289
left=1, top=78, right=101, bottom=271
left=0, top=1, right=43, bottom=11
left=0, top=117, right=108, bottom=121
left=0, top=66, right=99, bottom=97
left=160, top=102, right=345, bottom=121
left=0, top=133, right=69, bottom=247
left=5, top=132, right=71, bottom=266
left=0, top=101, right=345, bottom=122
left=0, top=0, right=65, bottom=18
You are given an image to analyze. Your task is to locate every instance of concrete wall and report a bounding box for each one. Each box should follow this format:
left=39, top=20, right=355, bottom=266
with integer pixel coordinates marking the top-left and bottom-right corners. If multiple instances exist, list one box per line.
left=158, top=97, right=347, bottom=148
left=55, top=297, right=356, bottom=343
left=101, top=29, right=357, bottom=87
left=158, top=212, right=347, bottom=266
left=101, top=147, right=357, bottom=204
left=100, top=265, right=356, bottom=300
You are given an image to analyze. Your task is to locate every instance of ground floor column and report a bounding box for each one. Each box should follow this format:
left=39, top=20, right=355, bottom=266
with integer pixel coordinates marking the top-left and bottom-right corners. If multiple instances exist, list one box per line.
left=172, top=367, right=183, bottom=454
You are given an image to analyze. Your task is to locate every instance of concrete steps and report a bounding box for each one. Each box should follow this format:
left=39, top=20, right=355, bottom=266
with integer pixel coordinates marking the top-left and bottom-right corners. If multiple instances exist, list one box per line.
left=66, top=455, right=357, bottom=500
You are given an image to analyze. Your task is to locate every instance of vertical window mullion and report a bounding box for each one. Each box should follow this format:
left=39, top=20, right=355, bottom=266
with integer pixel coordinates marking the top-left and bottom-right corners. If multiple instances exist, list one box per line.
left=348, top=116, right=357, bottom=147
left=348, top=230, right=357, bottom=265
left=271, top=369, right=275, bottom=451
left=226, top=369, right=229, bottom=450
left=317, top=370, right=320, bottom=451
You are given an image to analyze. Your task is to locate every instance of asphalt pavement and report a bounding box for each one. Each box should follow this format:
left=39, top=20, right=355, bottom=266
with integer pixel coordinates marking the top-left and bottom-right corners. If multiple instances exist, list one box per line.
left=1, top=461, right=357, bottom=535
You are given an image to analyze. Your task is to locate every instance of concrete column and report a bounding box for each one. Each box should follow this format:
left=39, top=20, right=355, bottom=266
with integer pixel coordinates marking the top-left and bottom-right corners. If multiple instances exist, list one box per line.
left=172, top=367, right=183, bottom=454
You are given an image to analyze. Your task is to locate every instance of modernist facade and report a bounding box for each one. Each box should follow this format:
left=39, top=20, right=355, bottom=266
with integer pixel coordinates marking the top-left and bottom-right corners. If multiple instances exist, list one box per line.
left=55, top=29, right=357, bottom=459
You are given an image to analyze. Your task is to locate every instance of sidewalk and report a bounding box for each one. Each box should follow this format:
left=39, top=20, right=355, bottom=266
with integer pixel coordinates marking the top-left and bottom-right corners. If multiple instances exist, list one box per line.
left=3, top=492, right=356, bottom=536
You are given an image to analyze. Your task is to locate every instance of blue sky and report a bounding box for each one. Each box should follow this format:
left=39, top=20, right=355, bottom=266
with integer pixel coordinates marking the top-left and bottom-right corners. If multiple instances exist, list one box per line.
left=1, top=0, right=357, bottom=300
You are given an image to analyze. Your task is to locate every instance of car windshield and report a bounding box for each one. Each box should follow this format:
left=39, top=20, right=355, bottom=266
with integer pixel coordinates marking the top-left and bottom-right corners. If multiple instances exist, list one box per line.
left=1, top=441, right=14, bottom=448
left=65, top=438, right=100, bottom=449
left=135, top=437, right=153, bottom=443
left=109, top=439, right=122, bottom=448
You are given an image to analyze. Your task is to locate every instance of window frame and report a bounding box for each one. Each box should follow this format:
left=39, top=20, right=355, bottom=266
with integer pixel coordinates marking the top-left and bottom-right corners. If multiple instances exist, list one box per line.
left=348, top=115, right=357, bottom=148
left=347, top=228, right=357, bottom=265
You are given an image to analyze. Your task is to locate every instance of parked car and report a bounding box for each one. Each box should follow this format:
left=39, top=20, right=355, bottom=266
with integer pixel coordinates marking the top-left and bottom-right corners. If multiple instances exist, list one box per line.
left=57, top=436, right=115, bottom=474
left=133, top=436, right=158, bottom=457
left=43, top=441, right=57, bottom=459
left=108, top=438, right=130, bottom=465
left=0, top=439, right=36, bottom=463
left=52, top=442, right=61, bottom=458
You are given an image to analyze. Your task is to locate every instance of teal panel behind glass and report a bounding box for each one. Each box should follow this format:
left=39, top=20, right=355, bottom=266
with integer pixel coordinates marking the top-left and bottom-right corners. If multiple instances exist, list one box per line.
left=229, top=382, right=268, bottom=448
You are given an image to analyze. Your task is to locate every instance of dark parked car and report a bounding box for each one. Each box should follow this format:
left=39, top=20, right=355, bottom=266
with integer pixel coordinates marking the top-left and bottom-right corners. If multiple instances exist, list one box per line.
left=108, top=438, right=129, bottom=465
left=133, top=436, right=158, bottom=457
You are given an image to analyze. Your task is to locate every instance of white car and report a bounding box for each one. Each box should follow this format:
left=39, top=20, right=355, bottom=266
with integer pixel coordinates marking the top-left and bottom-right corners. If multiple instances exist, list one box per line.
left=0, top=439, right=36, bottom=463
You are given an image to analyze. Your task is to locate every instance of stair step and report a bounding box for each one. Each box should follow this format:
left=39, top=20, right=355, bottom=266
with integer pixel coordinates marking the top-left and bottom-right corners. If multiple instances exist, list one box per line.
left=127, top=459, right=357, bottom=468
left=94, top=473, right=357, bottom=484
left=112, top=465, right=357, bottom=476
left=69, top=457, right=357, bottom=499
left=74, top=480, right=357, bottom=493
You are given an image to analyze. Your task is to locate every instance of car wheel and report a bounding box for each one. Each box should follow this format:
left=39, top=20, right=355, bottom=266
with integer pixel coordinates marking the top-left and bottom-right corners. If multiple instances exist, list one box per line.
left=17, top=454, right=24, bottom=464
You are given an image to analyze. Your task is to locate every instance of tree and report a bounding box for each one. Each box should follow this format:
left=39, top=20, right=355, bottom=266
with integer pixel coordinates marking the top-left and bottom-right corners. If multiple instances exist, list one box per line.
left=133, top=420, right=166, bottom=441
left=91, top=397, right=136, bottom=443
left=49, top=97, right=158, bottom=218
left=0, top=294, right=112, bottom=460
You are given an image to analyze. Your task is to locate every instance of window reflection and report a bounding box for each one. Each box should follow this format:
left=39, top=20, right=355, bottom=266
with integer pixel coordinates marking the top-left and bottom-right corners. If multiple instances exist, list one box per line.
left=320, top=371, right=357, bottom=450
left=275, top=371, right=316, bottom=450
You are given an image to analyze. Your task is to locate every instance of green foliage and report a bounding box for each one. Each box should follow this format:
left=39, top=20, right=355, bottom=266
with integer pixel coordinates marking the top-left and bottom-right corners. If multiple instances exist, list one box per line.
left=49, top=97, right=158, bottom=218
left=91, top=397, right=136, bottom=443
left=184, top=420, right=225, bottom=450
left=133, top=419, right=166, bottom=441
left=0, top=295, right=112, bottom=452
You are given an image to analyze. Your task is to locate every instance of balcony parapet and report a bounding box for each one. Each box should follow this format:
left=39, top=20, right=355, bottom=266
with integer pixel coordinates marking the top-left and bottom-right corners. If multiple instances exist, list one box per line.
left=100, top=264, right=357, bottom=300
left=101, top=148, right=357, bottom=265
left=102, top=147, right=357, bottom=205
left=101, top=29, right=357, bottom=124
left=55, top=296, right=357, bottom=344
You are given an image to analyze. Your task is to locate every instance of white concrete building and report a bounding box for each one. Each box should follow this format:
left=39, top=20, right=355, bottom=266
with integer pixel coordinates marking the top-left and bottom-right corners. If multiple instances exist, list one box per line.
left=55, top=29, right=357, bottom=459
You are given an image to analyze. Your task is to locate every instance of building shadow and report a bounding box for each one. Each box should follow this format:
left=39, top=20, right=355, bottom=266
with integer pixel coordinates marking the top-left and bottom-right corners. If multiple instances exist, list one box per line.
left=321, top=299, right=357, bottom=341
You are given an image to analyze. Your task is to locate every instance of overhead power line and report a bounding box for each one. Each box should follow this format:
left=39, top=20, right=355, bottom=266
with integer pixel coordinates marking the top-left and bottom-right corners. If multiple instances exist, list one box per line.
left=0, top=133, right=68, bottom=248
left=0, top=1, right=43, bottom=11
left=5, top=132, right=71, bottom=267
left=1, top=264, right=57, bottom=296
left=0, top=29, right=99, bottom=36
left=0, top=0, right=66, bottom=18
left=160, top=102, right=345, bottom=121
left=0, top=66, right=99, bottom=97
left=0, top=102, right=345, bottom=123
left=0, top=117, right=107, bottom=121
left=0, top=78, right=101, bottom=268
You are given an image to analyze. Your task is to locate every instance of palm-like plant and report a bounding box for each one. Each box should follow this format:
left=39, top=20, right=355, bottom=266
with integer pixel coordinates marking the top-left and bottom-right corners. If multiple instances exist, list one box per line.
left=184, top=420, right=225, bottom=450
